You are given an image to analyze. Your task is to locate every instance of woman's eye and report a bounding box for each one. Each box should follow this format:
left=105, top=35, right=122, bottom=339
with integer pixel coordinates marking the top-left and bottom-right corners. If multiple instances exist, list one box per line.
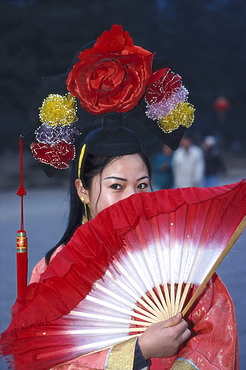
left=137, top=182, right=149, bottom=190
left=110, top=183, right=122, bottom=190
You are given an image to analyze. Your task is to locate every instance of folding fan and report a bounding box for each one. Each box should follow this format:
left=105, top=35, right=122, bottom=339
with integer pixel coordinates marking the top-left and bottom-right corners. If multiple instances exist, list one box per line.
left=1, top=181, right=245, bottom=369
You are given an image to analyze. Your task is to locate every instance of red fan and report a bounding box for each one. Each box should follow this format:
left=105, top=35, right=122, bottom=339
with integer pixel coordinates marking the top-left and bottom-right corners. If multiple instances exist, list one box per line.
left=1, top=181, right=245, bottom=369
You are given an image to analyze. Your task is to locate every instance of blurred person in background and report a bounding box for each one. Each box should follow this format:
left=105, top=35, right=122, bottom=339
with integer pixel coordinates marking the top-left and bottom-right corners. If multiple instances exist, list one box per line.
left=151, top=144, right=174, bottom=190
left=172, top=135, right=204, bottom=188
left=202, top=135, right=226, bottom=187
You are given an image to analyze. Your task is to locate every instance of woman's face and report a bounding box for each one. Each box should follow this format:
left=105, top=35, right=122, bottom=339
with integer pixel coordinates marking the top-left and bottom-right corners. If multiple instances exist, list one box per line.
left=84, top=153, right=151, bottom=218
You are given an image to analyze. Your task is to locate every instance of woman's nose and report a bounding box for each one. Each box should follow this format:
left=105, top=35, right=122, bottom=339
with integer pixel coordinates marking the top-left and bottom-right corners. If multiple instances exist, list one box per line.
left=122, top=187, right=136, bottom=199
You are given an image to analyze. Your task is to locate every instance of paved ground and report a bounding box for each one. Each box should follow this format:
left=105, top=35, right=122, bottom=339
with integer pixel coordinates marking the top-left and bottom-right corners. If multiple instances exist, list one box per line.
left=0, top=153, right=245, bottom=369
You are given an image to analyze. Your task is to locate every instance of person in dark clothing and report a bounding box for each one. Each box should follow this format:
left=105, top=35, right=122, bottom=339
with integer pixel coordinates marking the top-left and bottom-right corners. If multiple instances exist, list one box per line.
left=202, top=136, right=226, bottom=187
left=152, top=144, right=174, bottom=190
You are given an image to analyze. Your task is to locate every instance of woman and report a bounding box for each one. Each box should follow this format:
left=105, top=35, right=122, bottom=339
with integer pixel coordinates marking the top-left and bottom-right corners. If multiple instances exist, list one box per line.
left=28, top=124, right=191, bottom=369
left=1, top=123, right=239, bottom=370
left=0, top=25, right=239, bottom=369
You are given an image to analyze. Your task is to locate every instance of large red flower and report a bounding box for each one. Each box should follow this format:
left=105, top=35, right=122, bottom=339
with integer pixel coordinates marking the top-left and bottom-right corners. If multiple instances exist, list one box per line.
left=66, top=25, right=153, bottom=115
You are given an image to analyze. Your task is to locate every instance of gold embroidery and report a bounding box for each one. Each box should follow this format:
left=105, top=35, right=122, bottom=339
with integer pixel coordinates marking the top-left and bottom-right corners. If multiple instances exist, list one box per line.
left=171, top=359, right=198, bottom=369
left=51, top=363, right=84, bottom=369
left=106, top=337, right=137, bottom=370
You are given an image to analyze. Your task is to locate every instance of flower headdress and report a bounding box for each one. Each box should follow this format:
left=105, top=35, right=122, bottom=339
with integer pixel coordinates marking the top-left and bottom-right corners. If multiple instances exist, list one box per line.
left=22, top=25, right=195, bottom=177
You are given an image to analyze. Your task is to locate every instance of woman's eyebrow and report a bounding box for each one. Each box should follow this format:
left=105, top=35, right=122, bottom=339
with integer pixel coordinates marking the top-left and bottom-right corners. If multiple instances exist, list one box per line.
left=103, top=176, right=127, bottom=181
left=137, top=175, right=150, bottom=181
left=103, top=175, right=149, bottom=181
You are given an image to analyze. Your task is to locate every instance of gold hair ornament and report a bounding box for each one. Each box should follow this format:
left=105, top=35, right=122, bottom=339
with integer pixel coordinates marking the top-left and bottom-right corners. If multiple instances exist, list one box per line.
left=80, top=196, right=90, bottom=223
left=78, top=144, right=87, bottom=179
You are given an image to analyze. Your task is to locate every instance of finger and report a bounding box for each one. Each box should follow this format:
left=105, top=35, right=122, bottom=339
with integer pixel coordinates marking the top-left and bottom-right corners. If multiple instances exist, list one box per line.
left=179, top=318, right=189, bottom=331
left=161, top=313, right=182, bottom=328
left=181, top=327, right=191, bottom=342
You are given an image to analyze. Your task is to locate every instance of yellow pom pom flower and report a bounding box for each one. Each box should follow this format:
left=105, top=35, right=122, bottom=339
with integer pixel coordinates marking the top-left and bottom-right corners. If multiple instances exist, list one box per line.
left=158, top=102, right=195, bottom=133
left=39, top=93, right=78, bottom=126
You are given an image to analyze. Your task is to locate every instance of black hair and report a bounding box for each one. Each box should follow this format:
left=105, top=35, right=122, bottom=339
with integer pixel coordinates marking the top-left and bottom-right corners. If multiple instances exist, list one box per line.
left=45, top=149, right=152, bottom=264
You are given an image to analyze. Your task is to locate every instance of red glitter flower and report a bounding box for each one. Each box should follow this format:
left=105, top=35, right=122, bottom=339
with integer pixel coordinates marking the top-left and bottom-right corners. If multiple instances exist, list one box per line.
left=145, top=68, right=182, bottom=105
left=30, top=141, right=75, bottom=169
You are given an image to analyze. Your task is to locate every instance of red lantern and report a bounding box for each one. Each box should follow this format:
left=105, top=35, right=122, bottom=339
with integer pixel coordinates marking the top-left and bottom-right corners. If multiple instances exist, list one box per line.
left=213, top=96, right=230, bottom=112
left=213, top=96, right=230, bottom=124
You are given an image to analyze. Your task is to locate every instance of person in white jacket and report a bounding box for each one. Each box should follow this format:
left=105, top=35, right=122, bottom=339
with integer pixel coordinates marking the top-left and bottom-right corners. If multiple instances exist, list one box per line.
left=172, top=135, right=204, bottom=188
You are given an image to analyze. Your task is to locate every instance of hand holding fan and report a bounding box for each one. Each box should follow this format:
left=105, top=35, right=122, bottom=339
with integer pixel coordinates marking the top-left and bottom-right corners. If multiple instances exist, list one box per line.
left=1, top=181, right=245, bottom=369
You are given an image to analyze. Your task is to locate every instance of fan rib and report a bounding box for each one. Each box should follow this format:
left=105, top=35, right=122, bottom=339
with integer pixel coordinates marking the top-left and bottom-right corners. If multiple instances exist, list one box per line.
left=86, top=295, right=156, bottom=324
left=92, top=282, right=160, bottom=322
left=130, top=226, right=169, bottom=320
left=112, top=259, right=164, bottom=322
left=69, top=309, right=152, bottom=328
left=36, top=327, right=146, bottom=336
left=174, top=205, right=197, bottom=314
left=169, top=213, right=176, bottom=316
left=121, top=246, right=166, bottom=321
left=151, top=217, right=172, bottom=318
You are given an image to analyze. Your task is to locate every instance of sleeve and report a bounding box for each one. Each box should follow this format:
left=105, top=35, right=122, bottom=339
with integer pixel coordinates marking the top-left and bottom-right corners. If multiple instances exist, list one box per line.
left=171, top=274, right=239, bottom=370
left=51, top=337, right=138, bottom=370
left=29, top=257, right=47, bottom=284
left=133, top=338, right=151, bottom=370
left=51, top=349, right=110, bottom=369
left=29, top=245, right=65, bottom=284
left=106, top=337, right=137, bottom=370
